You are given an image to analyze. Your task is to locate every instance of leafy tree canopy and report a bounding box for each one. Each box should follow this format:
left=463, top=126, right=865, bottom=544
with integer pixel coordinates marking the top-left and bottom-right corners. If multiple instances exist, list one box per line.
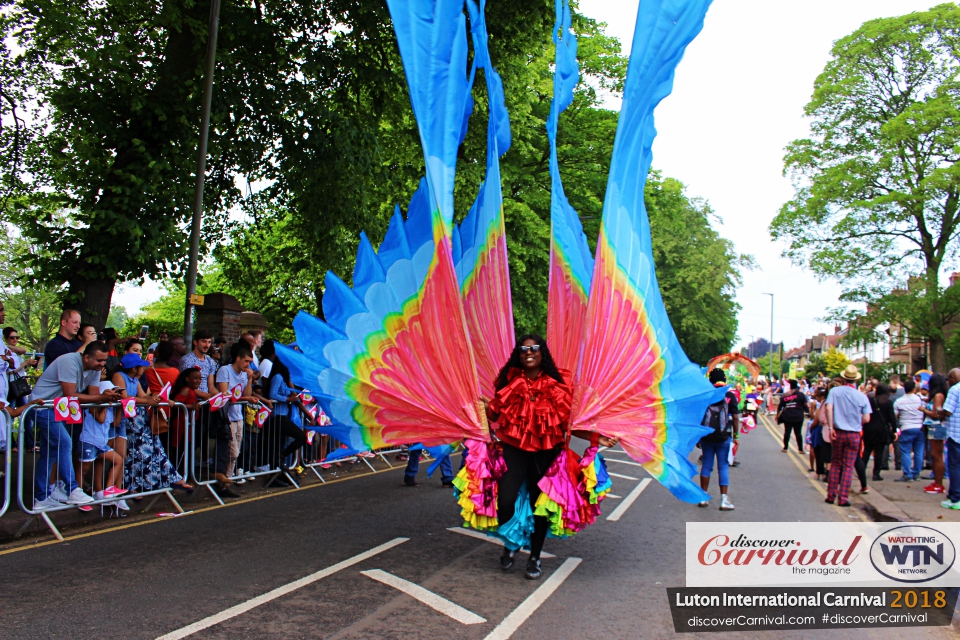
left=771, top=3, right=960, bottom=372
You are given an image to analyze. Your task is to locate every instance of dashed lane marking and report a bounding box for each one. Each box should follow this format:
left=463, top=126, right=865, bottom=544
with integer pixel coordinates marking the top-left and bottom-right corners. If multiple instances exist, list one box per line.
left=361, top=569, right=486, bottom=625
left=607, top=472, right=639, bottom=480
left=603, top=458, right=644, bottom=467
left=483, top=557, right=582, bottom=640
left=606, top=494, right=622, bottom=499
left=606, top=478, right=652, bottom=522
left=447, top=527, right=556, bottom=558
left=155, top=538, right=409, bottom=640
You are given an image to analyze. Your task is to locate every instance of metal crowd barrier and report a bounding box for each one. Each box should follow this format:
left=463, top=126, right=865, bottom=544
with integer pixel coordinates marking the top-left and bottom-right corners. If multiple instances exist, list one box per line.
left=0, top=394, right=440, bottom=539
left=189, top=399, right=302, bottom=505
left=0, top=409, right=11, bottom=520
left=14, top=401, right=188, bottom=541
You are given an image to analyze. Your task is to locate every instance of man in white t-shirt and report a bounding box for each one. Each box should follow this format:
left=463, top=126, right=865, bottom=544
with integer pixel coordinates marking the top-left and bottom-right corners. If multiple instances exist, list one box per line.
left=893, top=379, right=925, bottom=481
left=214, top=344, right=257, bottom=495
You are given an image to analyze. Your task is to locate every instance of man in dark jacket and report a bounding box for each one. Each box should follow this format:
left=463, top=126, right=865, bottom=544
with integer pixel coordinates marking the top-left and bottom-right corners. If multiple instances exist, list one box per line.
left=862, top=384, right=895, bottom=481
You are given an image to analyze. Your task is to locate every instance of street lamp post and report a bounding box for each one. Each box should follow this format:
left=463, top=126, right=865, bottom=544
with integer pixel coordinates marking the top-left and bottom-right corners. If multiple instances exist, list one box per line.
left=183, top=0, right=222, bottom=343
left=763, top=293, right=774, bottom=381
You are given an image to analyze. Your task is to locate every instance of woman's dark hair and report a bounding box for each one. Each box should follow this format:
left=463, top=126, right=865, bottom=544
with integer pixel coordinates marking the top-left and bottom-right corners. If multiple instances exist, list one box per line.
left=122, top=337, right=142, bottom=353
left=928, top=373, right=947, bottom=402
left=494, top=334, right=564, bottom=391
left=874, top=383, right=891, bottom=399
left=260, top=339, right=277, bottom=361
left=172, top=367, right=201, bottom=399
left=271, top=355, right=293, bottom=389
left=156, top=340, right=174, bottom=362
left=708, top=368, right=727, bottom=384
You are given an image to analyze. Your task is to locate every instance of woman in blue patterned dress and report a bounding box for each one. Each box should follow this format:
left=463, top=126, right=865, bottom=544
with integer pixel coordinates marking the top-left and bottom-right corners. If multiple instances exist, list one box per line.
left=113, top=354, right=190, bottom=496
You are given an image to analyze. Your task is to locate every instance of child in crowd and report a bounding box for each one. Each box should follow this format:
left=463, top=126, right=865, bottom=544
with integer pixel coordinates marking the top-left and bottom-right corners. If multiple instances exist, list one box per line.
left=77, top=381, right=128, bottom=500
left=169, top=367, right=202, bottom=469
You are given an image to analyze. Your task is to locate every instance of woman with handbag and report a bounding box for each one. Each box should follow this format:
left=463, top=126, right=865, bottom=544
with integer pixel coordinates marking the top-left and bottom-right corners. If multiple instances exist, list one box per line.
left=114, top=353, right=192, bottom=498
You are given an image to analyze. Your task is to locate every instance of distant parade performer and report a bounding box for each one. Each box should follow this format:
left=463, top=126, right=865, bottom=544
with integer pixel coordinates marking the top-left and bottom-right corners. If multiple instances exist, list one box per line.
left=697, top=368, right=740, bottom=511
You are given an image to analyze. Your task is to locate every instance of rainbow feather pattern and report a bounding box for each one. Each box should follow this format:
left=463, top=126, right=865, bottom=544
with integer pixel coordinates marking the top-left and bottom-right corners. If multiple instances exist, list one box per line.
left=282, top=0, right=723, bottom=528
left=568, top=0, right=722, bottom=504
left=451, top=0, right=514, bottom=400
left=276, top=0, right=487, bottom=450
left=545, top=0, right=595, bottom=374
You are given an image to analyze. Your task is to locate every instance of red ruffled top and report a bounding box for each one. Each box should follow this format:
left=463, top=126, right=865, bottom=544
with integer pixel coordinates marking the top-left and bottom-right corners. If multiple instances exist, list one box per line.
left=490, top=368, right=573, bottom=452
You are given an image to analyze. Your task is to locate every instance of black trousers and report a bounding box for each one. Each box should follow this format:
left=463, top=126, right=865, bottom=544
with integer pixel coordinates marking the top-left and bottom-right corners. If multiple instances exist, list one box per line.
left=497, top=443, right=561, bottom=560
left=861, top=437, right=888, bottom=478
left=782, top=420, right=804, bottom=452
left=815, top=441, right=832, bottom=476
left=264, top=414, right=307, bottom=468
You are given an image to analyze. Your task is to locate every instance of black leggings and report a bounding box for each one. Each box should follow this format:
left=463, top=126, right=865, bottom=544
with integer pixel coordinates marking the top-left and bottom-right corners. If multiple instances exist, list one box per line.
left=265, top=415, right=307, bottom=468
left=497, top=443, right=561, bottom=560
left=782, top=420, right=804, bottom=452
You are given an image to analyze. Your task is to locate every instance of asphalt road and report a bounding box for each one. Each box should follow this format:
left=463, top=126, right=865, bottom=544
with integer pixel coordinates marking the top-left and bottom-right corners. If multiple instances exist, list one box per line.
left=0, top=421, right=956, bottom=640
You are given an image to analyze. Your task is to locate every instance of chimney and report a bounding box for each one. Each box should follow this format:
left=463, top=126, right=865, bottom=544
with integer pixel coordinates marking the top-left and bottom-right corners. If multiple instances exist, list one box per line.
left=951, top=272, right=960, bottom=288
left=834, top=325, right=841, bottom=334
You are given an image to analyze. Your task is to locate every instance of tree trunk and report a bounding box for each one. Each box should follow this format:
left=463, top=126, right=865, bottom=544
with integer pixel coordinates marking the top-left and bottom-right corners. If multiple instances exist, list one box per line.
left=930, top=336, right=947, bottom=374
left=66, top=277, right=116, bottom=329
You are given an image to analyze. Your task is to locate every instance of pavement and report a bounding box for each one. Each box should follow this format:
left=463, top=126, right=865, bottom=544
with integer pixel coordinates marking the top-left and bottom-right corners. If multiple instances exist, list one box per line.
left=0, top=427, right=957, bottom=638
left=756, top=413, right=960, bottom=524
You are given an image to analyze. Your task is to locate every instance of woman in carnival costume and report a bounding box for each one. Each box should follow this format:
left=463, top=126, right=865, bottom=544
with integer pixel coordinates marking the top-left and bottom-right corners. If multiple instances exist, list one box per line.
left=462, top=335, right=618, bottom=580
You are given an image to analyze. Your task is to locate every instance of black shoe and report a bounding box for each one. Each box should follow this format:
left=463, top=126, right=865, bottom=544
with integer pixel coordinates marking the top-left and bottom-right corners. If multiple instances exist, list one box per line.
left=837, top=501, right=852, bottom=507
left=731, top=461, right=741, bottom=467
left=880, top=464, right=889, bottom=471
left=267, top=477, right=291, bottom=488
left=872, top=475, right=883, bottom=481
left=525, top=557, right=542, bottom=580
left=499, top=547, right=516, bottom=570
left=824, top=498, right=835, bottom=504
left=403, top=479, right=419, bottom=487
left=441, top=481, right=454, bottom=488
left=219, top=483, right=241, bottom=498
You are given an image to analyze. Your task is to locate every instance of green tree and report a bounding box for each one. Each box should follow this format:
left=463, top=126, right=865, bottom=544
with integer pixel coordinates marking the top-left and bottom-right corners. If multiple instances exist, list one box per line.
left=823, top=347, right=851, bottom=377
left=0, top=225, right=64, bottom=351
left=106, top=305, right=129, bottom=330
left=1, top=0, right=450, bottom=327
left=771, top=3, right=960, bottom=373
left=803, top=352, right=828, bottom=378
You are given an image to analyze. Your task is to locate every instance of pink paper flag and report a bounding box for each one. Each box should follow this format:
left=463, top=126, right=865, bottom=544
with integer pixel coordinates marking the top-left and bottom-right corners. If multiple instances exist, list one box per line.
left=121, top=397, right=137, bottom=418
left=254, top=406, right=271, bottom=428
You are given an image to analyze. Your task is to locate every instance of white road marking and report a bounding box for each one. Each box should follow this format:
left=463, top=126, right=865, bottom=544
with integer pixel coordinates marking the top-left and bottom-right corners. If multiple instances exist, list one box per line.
left=155, top=538, right=408, bottom=640
left=447, top=527, right=556, bottom=558
left=607, top=471, right=639, bottom=480
left=604, top=457, right=643, bottom=467
left=606, top=494, right=622, bottom=499
left=361, top=569, right=486, bottom=625
left=606, top=478, right=652, bottom=522
left=483, top=557, right=582, bottom=640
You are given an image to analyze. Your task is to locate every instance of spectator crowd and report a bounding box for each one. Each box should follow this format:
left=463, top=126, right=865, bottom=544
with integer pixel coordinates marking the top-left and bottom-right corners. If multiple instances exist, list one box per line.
left=722, top=366, right=960, bottom=512
left=1, top=307, right=331, bottom=514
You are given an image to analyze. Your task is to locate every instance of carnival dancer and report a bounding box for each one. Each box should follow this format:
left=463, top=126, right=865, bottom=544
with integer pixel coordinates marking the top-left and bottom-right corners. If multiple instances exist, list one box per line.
left=483, top=335, right=619, bottom=580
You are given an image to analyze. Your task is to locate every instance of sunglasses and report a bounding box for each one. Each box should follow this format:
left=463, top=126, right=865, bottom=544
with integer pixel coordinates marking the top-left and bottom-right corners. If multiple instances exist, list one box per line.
left=8, top=335, right=18, bottom=340
left=519, top=345, right=541, bottom=354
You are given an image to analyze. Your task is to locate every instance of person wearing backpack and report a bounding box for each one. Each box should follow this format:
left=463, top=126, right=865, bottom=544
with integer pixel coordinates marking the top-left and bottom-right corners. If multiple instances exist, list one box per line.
left=698, top=368, right=740, bottom=511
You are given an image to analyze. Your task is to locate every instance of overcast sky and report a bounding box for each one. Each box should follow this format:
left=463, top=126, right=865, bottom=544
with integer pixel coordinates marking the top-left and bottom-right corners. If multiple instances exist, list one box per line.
left=115, top=0, right=938, bottom=353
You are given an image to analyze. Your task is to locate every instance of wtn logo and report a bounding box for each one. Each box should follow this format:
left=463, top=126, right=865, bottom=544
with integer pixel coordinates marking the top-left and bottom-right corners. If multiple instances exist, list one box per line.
left=870, top=526, right=956, bottom=583
left=879, top=543, right=944, bottom=567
